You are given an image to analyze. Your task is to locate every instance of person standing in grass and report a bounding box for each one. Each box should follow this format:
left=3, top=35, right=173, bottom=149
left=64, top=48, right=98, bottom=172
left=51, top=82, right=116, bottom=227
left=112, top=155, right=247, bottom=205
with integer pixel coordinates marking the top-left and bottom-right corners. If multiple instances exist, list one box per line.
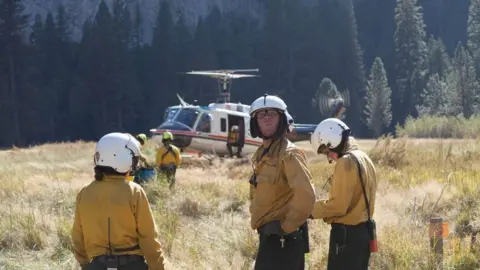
left=155, top=131, right=181, bottom=190
left=135, top=133, right=149, bottom=166
left=248, top=94, right=316, bottom=270
left=309, top=118, right=378, bottom=270
left=71, top=132, right=166, bottom=270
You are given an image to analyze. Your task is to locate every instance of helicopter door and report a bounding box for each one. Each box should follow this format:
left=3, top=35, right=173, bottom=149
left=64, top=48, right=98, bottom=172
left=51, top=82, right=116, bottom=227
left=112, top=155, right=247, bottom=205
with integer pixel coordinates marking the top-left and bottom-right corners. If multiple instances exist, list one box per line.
left=227, top=114, right=245, bottom=147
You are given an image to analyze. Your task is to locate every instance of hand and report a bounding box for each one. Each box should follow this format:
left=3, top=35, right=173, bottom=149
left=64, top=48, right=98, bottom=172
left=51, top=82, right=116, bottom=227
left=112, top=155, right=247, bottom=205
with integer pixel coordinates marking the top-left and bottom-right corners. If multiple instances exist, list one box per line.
left=262, top=220, right=286, bottom=236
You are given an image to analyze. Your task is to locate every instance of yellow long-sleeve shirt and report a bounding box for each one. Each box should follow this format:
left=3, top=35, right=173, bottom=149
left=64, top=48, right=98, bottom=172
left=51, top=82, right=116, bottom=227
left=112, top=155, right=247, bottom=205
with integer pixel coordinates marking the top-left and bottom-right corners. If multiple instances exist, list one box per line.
left=71, top=175, right=166, bottom=269
left=249, top=137, right=316, bottom=233
left=311, top=139, right=377, bottom=225
left=155, top=144, right=181, bottom=167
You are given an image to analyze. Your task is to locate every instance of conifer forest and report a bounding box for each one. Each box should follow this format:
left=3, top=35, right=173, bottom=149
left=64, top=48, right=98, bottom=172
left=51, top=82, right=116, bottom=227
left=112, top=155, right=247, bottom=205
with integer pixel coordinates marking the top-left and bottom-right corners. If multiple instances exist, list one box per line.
left=1, top=0, right=480, bottom=147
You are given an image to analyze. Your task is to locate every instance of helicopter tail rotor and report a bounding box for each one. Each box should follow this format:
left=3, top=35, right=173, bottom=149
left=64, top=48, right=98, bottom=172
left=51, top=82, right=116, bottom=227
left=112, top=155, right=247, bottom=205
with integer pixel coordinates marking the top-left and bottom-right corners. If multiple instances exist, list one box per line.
left=317, top=90, right=350, bottom=118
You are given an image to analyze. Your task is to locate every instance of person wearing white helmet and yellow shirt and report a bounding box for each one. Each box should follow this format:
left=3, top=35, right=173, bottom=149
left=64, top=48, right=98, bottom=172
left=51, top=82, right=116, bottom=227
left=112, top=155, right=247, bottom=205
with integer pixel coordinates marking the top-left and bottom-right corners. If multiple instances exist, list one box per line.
left=71, top=132, right=166, bottom=270
left=309, top=118, right=378, bottom=270
left=248, top=94, right=316, bottom=270
left=155, top=131, right=181, bottom=189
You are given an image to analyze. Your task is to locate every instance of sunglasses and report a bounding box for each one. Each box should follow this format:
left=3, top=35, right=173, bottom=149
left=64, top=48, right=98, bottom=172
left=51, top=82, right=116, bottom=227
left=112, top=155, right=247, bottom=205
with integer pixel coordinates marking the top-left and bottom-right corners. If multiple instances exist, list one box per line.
left=256, top=109, right=280, bottom=119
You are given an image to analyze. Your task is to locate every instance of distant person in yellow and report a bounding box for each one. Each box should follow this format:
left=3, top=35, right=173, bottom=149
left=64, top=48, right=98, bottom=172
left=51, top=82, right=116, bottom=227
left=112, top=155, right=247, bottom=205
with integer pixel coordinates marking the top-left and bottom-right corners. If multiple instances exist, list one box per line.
left=71, top=132, right=166, bottom=270
left=135, top=133, right=149, bottom=166
left=309, top=118, right=378, bottom=270
left=156, top=131, right=181, bottom=190
left=227, top=125, right=240, bottom=158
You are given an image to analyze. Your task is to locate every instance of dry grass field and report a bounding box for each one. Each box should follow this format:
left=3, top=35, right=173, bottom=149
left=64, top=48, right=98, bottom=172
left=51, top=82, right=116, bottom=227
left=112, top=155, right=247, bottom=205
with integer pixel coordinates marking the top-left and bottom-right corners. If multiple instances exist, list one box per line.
left=1, top=136, right=480, bottom=270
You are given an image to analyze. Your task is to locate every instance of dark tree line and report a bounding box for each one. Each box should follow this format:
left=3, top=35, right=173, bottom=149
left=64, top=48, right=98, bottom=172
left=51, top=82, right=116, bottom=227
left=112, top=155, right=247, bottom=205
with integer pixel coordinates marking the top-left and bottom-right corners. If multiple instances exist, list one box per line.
left=0, top=0, right=479, bottom=147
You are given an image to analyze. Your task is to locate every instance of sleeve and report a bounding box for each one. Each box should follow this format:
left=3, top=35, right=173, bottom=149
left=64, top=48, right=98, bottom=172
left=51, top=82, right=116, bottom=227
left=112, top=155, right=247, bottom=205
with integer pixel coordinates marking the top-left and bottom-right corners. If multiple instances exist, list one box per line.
left=71, top=190, right=89, bottom=265
left=139, top=153, right=148, bottom=164
left=311, top=157, right=357, bottom=219
left=280, top=149, right=316, bottom=233
left=135, top=187, right=166, bottom=270
left=175, top=148, right=181, bottom=167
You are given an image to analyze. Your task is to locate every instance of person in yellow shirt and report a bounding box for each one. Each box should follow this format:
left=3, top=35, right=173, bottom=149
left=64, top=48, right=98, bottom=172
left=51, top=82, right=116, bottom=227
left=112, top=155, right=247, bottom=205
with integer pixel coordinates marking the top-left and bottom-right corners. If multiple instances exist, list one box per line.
left=71, top=132, right=166, bottom=270
left=309, top=118, right=378, bottom=270
left=226, top=125, right=240, bottom=158
left=248, top=94, right=316, bottom=270
left=156, top=131, right=181, bottom=190
left=134, top=133, right=156, bottom=185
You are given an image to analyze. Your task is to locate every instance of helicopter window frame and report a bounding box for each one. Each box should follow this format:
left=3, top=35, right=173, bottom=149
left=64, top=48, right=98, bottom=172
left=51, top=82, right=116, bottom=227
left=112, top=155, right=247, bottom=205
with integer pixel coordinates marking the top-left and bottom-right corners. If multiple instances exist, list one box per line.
left=163, top=107, right=180, bottom=122
left=220, top=118, right=227, bottom=132
left=195, top=112, right=212, bottom=133
left=172, top=108, right=201, bottom=129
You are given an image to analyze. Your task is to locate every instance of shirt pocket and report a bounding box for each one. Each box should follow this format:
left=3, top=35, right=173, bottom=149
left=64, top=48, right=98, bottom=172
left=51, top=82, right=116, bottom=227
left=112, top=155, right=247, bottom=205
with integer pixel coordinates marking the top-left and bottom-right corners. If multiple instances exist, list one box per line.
left=253, top=162, right=279, bottom=206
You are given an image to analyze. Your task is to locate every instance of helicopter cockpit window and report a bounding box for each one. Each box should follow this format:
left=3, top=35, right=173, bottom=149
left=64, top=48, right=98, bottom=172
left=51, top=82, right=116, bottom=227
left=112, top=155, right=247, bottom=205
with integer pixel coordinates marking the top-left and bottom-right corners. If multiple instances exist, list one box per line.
left=196, top=113, right=212, bottom=133
left=173, top=108, right=200, bottom=129
left=163, top=107, right=179, bottom=122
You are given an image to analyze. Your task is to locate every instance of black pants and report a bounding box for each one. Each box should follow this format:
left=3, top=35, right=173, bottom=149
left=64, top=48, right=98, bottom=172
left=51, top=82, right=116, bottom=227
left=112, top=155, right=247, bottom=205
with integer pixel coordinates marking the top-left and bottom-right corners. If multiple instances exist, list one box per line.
left=254, top=231, right=305, bottom=270
left=227, top=143, right=242, bottom=157
left=327, top=222, right=371, bottom=270
left=82, top=255, right=148, bottom=270
left=158, top=166, right=176, bottom=189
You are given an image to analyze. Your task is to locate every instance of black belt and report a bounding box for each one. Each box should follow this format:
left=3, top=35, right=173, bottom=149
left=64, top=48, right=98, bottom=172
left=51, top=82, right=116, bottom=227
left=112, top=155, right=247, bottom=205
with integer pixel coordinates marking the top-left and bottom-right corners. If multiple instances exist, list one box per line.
left=331, top=221, right=368, bottom=230
left=92, top=254, right=144, bottom=266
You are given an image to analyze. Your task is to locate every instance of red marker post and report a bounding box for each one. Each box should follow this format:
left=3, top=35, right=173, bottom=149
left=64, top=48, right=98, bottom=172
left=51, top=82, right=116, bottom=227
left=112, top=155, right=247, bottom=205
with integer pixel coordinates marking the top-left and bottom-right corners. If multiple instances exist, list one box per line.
left=429, top=217, right=449, bottom=270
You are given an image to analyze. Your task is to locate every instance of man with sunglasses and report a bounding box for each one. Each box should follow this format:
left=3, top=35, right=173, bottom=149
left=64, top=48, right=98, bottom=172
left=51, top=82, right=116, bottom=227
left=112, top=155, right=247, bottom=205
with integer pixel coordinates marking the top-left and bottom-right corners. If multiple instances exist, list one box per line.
left=248, top=94, right=316, bottom=270
left=309, top=118, right=378, bottom=270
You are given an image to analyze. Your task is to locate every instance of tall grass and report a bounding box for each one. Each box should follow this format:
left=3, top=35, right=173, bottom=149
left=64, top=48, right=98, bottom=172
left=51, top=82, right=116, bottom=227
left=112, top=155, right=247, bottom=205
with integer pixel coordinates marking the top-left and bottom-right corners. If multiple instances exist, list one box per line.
left=396, top=115, right=480, bottom=138
left=0, top=138, right=479, bottom=269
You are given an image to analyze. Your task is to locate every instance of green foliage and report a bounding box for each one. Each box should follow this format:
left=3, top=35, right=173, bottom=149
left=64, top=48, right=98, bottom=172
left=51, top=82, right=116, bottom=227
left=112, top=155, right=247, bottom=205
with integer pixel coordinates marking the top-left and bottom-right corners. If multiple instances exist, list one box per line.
left=394, top=0, right=428, bottom=123
left=416, top=73, right=451, bottom=116
left=364, top=57, right=392, bottom=137
left=467, top=0, right=480, bottom=65
left=396, top=115, right=480, bottom=138
left=3, top=0, right=480, bottom=146
left=451, top=43, right=480, bottom=118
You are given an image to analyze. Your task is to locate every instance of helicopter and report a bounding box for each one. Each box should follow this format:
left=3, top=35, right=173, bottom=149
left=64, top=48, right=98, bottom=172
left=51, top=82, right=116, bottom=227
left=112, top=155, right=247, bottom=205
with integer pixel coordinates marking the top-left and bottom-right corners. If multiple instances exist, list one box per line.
left=149, top=69, right=346, bottom=158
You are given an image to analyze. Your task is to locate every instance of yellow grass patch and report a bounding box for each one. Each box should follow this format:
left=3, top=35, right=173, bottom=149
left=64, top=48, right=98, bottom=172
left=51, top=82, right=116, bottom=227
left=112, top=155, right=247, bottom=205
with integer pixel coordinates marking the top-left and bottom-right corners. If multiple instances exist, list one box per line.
left=0, top=136, right=479, bottom=269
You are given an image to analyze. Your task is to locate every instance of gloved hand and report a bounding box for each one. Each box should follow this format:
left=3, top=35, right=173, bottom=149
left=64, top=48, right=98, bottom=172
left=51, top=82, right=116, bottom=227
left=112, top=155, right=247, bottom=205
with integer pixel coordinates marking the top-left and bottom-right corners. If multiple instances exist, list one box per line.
left=262, top=220, right=286, bottom=236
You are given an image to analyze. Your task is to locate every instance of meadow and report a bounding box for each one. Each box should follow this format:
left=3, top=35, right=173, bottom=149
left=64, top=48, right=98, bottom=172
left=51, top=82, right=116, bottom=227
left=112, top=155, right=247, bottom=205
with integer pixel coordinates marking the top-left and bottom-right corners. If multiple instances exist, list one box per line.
left=1, top=133, right=480, bottom=269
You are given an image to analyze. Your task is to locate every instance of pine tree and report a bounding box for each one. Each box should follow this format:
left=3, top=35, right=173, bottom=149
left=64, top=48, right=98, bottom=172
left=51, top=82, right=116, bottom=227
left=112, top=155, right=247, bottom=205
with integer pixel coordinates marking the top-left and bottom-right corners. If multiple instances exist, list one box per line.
left=132, top=2, right=143, bottom=49
left=416, top=73, right=450, bottom=116
left=314, top=0, right=367, bottom=134
left=467, top=0, right=480, bottom=70
left=451, top=43, right=480, bottom=117
left=364, top=57, right=392, bottom=137
left=394, top=0, right=428, bottom=125
left=55, top=4, right=74, bottom=140
left=0, top=0, right=30, bottom=146
left=427, top=36, right=451, bottom=78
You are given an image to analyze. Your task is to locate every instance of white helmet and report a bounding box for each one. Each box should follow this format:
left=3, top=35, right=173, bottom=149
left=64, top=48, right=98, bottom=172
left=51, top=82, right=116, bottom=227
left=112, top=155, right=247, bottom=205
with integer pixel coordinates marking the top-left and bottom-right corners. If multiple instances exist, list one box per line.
left=249, top=94, right=294, bottom=139
left=311, top=118, right=350, bottom=154
left=285, top=111, right=294, bottom=132
left=94, top=132, right=141, bottom=174
left=249, top=95, right=287, bottom=116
